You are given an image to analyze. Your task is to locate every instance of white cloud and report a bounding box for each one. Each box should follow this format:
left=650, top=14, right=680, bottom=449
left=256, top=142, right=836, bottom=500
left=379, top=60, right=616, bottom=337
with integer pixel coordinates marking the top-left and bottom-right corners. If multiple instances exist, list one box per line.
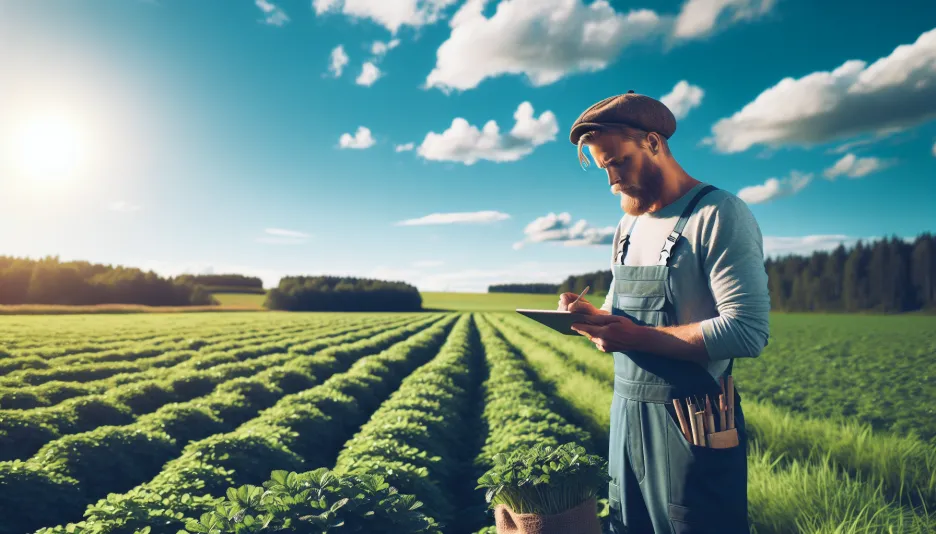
left=737, top=171, right=812, bottom=205
left=417, top=101, right=558, bottom=165
left=425, top=0, right=667, bottom=92
left=423, top=0, right=777, bottom=93
left=660, top=80, right=704, bottom=120
left=673, top=0, right=775, bottom=40
left=395, top=211, right=510, bottom=226
left=328, top=45, right=349, bottom=77
left=513, top=212, right=615, bottom=250
left=708, top=27, right=936, bottom=153
left=339, top=126, right=376, bottom=149
left=763, top=235, right=856, bottom=258
left=107, top=200, right=141, bottom=213
left=932, top=141, right=936, bottom=156
left=372, top=39, right=401, bottom=57
left=411, top=260, right=444, bottom=268
left=825, top=128, right=904, bottom=154
left=255, top=0, right=289, bottom=26
left=395, top=142, right=415, bottom=152
left=264, top=228, right=310, bottom=238
left=257, top=228, right=311, bottom=245
left=355, top=62, right=382, bottom=86
left=823, top=153, right=892, bottom=179
left=312, top=0, right=459, bottom=34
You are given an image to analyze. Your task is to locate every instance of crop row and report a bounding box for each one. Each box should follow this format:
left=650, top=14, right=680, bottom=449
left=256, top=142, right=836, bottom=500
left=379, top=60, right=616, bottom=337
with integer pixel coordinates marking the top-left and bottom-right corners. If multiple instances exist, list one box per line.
left=0, top=314, right=430, bottom=463
left=0, top=314, right=281, bottom=353
left=487, top=313, right=612, bottom=453
left=0, top=320, right=320, bottom=375
left=0, top=313, right=366, bottom=358
left=26, top=313, right=459, bottom=534
left=0, top=314, right=419, bottom=411
left=0, top=316, right=368, bottom=386
left=470, top=314, right=595, bottom=533
left=331, top=313, right=482, bottom=531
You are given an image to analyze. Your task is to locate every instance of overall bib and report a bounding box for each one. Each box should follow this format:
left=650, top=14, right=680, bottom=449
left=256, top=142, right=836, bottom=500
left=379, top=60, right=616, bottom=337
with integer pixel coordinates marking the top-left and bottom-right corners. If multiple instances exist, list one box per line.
left=607, top=185, right=750, bottom=534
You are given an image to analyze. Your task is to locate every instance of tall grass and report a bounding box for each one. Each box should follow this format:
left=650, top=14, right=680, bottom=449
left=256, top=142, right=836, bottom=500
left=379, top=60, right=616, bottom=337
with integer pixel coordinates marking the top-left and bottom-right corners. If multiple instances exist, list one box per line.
left=747, top=441, right=936, bottom=534
left=743, top=399, right=936, bottom=512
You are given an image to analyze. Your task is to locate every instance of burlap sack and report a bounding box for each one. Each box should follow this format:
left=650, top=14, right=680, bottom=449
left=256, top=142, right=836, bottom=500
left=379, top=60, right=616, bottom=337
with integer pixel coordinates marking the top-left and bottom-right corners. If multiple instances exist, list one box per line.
left=494, top=497, right=602, bottom=534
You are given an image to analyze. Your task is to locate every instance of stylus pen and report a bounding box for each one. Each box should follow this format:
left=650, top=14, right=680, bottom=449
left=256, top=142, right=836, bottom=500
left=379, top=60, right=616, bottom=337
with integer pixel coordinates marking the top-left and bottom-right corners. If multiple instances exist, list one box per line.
left=570, top=286, right=590, bottom=307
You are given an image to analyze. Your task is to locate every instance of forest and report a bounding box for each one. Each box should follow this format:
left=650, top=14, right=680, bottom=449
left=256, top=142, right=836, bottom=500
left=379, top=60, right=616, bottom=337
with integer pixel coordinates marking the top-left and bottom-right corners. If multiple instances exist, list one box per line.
left=0, top=256, right=216, bottom=306
left=264, top=275, right=423, bottom=311
left=488, top=283, right=559, bottom=294
left=174, top=274, right=265, bottom=294
left=509, top=233, right=936, bottom=313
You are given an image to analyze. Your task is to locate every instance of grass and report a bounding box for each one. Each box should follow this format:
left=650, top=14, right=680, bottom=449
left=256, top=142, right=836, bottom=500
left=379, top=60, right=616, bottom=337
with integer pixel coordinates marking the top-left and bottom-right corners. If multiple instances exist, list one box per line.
left=733, top=312, right=936, bottom=444
left=210, top=292, right=267, bottom=308
left=420, top=291, right=609, bottom=312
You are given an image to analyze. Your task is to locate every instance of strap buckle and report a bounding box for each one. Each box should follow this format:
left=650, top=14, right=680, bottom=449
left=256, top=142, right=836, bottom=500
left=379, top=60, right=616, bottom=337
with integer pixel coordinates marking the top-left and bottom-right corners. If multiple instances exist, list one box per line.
left=658, top=231, right=679, bottom=265
left=616, top=235, right=630, bottom=264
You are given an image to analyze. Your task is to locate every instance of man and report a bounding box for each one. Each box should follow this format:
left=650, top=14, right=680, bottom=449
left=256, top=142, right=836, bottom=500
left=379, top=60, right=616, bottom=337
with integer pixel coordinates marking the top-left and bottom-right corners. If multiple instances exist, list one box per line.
left=559, top=90, right=770, bottom=534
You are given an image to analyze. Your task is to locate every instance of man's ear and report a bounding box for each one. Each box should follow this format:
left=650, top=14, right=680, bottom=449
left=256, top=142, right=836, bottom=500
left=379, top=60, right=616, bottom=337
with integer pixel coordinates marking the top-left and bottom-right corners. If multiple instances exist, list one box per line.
left=647, top=132, right=663, bottom=155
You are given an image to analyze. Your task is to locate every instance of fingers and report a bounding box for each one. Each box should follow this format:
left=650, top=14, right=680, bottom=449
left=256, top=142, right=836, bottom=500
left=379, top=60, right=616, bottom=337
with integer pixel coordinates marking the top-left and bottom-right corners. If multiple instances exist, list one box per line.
left=557, top=292, right=577, bottom=311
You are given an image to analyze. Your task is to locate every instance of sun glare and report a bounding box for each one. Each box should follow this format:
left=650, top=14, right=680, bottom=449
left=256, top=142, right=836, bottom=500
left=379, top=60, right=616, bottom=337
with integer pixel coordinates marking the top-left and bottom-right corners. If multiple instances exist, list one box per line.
left=14, top=115, right=86, bottom=183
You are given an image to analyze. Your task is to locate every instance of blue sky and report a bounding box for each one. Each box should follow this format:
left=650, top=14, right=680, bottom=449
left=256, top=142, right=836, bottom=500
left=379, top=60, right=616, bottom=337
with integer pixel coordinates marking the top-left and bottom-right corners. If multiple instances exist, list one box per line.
left=1, top=0, right=935, bottom=291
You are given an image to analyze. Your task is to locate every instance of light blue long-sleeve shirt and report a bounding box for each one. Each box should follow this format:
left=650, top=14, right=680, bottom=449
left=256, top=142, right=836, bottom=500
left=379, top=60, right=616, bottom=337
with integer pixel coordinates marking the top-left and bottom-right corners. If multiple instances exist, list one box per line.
left=600, top=181, right=771, bottom=380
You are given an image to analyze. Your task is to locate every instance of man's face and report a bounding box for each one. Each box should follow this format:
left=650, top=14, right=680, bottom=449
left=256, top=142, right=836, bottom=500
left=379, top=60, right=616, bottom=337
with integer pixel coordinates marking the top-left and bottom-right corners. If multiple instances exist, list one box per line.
left=586, top=131, right=663, bottom=216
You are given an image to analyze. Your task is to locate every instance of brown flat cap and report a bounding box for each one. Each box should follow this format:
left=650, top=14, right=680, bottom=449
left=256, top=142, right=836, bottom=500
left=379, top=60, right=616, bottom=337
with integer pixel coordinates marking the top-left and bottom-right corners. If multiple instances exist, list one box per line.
left=569, top=90, right=677, bottom=145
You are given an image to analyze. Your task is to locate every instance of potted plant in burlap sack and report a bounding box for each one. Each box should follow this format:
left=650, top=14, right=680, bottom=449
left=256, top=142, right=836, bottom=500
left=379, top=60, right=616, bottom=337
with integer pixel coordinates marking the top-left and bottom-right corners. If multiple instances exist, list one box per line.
left=476, top=442, right=609, bottom=534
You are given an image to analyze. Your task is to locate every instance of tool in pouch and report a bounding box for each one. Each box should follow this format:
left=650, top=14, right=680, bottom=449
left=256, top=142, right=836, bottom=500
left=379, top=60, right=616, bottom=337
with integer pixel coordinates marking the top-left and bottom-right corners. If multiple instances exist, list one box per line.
left=671, top=374, right=738, bottom=448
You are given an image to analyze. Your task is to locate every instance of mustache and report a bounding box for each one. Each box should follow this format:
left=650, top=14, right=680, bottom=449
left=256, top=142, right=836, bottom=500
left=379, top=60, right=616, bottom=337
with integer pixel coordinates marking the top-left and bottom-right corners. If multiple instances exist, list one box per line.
left=611, top=183, right=641, bottom=195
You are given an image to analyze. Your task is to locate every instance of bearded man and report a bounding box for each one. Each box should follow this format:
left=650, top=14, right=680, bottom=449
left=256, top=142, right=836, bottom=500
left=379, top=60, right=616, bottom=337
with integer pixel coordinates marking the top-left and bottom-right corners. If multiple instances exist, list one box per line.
left=560, top=91, right=771, bottom=534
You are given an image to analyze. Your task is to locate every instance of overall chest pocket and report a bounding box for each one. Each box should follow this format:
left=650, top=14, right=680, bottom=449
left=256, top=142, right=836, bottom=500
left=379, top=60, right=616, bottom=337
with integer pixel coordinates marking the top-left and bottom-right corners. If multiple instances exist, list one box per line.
left=612, top=273, right=672, bottom=327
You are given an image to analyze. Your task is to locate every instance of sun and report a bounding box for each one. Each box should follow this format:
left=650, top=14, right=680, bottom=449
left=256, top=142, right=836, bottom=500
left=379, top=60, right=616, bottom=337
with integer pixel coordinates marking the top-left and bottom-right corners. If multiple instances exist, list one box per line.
left=14, top=114, right=86, bottom=183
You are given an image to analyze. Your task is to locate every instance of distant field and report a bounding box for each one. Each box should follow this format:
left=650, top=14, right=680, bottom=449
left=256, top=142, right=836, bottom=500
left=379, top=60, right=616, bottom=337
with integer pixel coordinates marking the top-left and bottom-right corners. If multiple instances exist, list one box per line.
left=211, top=292, right=267, bottom=308
left=209, top=290, right=611, bottom=312
left=420, top=291, right=610, bottom=311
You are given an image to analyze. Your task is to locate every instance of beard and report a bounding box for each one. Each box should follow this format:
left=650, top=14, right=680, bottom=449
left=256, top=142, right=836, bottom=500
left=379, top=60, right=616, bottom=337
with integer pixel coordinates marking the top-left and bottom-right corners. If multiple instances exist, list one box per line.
left=615, top=163, right=664, bottom=216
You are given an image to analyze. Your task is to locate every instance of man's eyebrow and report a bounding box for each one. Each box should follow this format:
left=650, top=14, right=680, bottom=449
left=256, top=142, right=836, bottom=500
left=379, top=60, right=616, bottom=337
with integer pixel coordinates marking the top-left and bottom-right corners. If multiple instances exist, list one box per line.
left=597, top=157, right=617, bottom=169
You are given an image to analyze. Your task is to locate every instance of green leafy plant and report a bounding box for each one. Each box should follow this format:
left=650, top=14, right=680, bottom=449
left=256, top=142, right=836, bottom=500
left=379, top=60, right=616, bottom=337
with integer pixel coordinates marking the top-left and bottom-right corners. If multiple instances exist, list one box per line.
left=181, top=468, right=440, bottom=533
left=476, top=442, right=609, bottom=516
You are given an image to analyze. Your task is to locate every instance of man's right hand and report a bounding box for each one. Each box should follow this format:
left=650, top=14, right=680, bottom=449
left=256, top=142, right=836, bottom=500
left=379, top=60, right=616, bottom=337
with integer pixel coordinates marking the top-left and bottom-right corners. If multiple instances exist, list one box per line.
left=558, top=292, right=603, bottom=314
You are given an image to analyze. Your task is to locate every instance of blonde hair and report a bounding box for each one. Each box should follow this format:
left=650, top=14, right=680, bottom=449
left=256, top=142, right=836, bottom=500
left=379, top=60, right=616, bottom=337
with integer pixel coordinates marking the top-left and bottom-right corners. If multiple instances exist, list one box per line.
left=576, top=126, right=665, bottom=170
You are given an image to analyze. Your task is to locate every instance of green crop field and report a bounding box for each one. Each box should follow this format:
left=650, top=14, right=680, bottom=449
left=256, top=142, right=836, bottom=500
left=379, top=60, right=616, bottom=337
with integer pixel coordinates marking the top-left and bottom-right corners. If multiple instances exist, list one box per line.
left=1, top=307, right=934, bottom=533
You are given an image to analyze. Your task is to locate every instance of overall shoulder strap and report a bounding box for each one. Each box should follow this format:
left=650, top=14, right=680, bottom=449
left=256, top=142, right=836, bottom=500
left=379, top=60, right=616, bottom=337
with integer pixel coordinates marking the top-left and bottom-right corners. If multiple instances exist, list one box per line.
left=658, top=184, right=718, bottom=266
left=615, top=216, right=640, bottom=265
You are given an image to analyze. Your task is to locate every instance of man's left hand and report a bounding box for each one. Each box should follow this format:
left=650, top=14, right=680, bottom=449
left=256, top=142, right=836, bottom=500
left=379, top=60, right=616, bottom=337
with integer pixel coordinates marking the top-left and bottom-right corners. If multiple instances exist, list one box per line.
left=571, top=314, right=641, bottom=353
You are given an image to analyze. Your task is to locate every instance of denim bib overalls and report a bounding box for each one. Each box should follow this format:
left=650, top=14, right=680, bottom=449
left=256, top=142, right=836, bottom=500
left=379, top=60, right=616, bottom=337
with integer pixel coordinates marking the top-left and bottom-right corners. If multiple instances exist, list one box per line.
left=607, top=185, right=750, bottom=534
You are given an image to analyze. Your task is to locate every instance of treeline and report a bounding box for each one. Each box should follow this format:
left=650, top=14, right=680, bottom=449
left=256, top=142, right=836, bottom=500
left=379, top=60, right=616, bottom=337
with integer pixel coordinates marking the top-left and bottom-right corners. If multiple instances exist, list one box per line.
left=557, top=270, right=613, bottom=295
left=488, top=283, right=558, bottom=294
left=767, top=233, right=935, bottom=313
left=0, top=256, right=217, bottom=306
left=175, top=274, right=265, bottom=293
left=264, top=275, right=422, bottom=311
left=488, top=273, right=613, bottom=296
left=494, top=233, right=936, bottom=313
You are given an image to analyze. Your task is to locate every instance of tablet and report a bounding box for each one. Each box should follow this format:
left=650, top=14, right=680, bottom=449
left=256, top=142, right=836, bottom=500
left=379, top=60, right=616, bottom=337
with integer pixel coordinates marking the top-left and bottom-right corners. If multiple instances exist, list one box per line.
left=515, top=309, right=587, bottom=335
